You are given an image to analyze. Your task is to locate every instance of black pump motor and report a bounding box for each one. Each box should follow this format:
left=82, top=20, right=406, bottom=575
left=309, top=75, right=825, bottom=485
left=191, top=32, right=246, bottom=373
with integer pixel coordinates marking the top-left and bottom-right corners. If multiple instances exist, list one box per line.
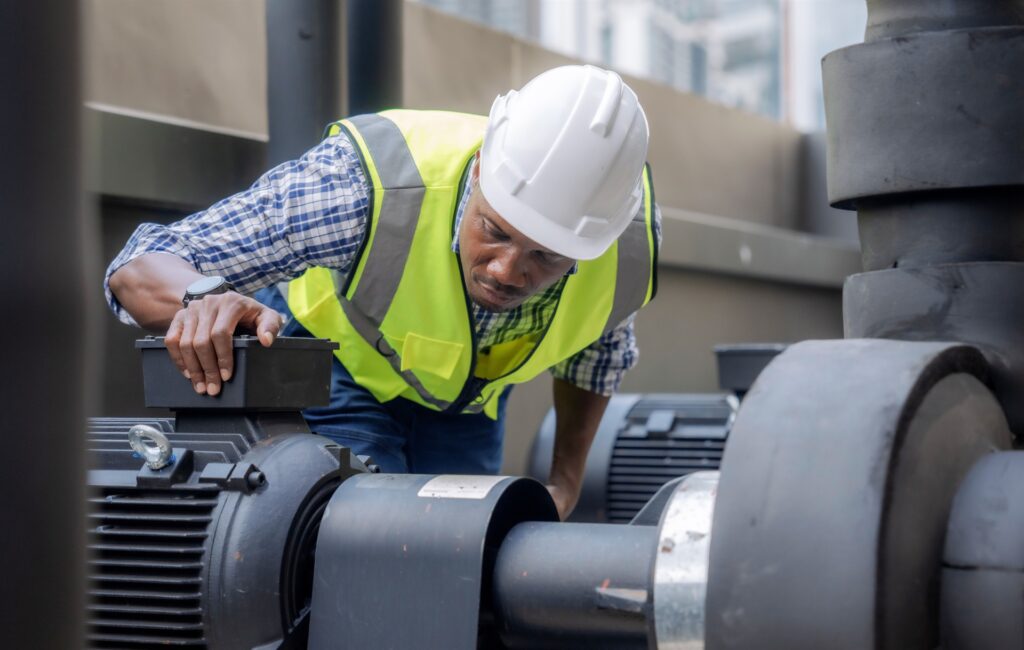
left=86, top=337, right=369, bottom=649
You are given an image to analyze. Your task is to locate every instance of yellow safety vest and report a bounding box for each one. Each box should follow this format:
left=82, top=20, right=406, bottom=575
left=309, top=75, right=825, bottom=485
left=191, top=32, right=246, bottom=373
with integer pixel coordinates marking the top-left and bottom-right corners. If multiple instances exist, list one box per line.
left=284, top=109, right=657, bottom=419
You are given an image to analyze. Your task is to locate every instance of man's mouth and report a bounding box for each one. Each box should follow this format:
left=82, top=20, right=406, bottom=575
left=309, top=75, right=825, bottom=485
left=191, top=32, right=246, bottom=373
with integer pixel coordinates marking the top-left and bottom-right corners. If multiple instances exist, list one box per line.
left=473, top=277, right=522, bottom=310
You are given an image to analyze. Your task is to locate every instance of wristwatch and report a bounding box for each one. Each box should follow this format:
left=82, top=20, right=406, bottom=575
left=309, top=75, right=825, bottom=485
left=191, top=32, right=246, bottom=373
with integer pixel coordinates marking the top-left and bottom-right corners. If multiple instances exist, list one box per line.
left=182, top=275, right=234, bottom=308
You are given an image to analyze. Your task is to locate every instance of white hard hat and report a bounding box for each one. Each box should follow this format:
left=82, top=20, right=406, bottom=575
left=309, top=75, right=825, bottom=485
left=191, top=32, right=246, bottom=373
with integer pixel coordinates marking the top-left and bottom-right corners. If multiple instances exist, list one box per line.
left=479, top=65, right=650, bottom=261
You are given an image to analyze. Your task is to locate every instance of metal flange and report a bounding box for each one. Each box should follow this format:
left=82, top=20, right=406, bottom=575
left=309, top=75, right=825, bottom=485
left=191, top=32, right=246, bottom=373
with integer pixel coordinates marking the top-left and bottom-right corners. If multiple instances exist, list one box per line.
left=704, top=339, right=1011, bottom=650
left=652, top=471, right=719, bottom=650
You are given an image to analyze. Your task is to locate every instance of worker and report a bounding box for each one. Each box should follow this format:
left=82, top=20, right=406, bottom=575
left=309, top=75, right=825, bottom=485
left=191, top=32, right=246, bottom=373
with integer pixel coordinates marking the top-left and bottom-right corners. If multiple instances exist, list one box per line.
left=106, top=65, right=659, bottom=520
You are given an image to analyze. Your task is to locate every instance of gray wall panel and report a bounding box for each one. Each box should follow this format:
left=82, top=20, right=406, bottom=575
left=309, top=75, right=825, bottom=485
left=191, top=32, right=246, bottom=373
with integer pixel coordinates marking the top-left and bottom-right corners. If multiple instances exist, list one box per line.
left=86, top=0, right=268, bottom=137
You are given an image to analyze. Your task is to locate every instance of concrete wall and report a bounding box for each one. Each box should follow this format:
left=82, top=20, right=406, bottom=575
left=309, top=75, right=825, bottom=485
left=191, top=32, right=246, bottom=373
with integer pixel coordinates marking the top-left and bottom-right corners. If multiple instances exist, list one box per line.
left=84, top=0, right=858, bottom=476
left=800, top=131, right=859, bottom=242
left=85, top=0, right=268, bottom=137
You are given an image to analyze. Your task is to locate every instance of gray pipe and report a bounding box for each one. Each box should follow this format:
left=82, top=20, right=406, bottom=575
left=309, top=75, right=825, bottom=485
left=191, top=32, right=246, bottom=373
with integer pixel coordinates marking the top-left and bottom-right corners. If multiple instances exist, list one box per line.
left=265, top=0, right=343, bottom=167
left=266, top=0, right=403, bottom=167
left=492, top=522, right=657, bottom=649
left=346, top=0, right=403, bottom=116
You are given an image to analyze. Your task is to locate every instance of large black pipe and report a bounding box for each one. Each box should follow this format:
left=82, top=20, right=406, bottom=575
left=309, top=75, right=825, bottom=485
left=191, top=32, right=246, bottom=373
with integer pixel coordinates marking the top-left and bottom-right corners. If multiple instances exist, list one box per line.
left=825, top=0, right=1024, bottom=430
left=492, top=522, right=657, bottom=649
left=864, top=0, right=1024, bottom=39
left=0, top=1, right=87, bottom=646
left=265, top=0, right=402, bottom=168
left=346, top=0, right=403, bottom=116
left=855, top=188, right=1024, bottom=272
left=265, top=0, right=343, bottom=167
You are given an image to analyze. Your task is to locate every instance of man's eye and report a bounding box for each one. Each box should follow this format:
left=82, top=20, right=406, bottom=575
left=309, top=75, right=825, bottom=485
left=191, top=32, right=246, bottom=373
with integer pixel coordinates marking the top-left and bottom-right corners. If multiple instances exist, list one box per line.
left=484, top=220, right=508, bottom=240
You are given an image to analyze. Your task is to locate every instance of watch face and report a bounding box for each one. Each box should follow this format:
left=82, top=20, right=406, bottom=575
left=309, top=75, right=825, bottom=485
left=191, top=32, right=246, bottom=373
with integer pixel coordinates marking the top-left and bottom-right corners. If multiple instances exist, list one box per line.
left=187, top=276, right=226, bottom=296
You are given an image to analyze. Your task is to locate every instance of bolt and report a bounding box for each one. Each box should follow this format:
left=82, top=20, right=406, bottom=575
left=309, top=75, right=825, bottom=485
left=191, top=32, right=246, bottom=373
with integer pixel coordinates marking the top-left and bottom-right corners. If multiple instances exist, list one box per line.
left=247, top=471, right=266, bottom=490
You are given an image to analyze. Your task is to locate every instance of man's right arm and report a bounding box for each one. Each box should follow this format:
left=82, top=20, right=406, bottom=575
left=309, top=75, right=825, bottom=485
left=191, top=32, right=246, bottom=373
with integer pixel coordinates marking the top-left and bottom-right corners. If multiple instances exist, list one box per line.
left=106, top=131, right=372, bottom=395
left=108, top=253, right=208, bottom=331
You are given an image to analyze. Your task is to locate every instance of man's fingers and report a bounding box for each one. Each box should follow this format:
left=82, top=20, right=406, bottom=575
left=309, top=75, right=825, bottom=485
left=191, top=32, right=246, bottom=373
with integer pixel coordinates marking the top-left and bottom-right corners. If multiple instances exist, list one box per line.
left=177, top=312, right=206, bottom=394
left=545, top=485, right=568, bottom=521
left=170, top=294, right=280, bottom=397
left=164, top=312, right=188, bottom=378
left=192, top=305, right=222, bottom=396
left=211, top=302, right=244, bottom=383
left=545, top=484, right=577, bottom=521
left=255, top=307, right=285, bottom=348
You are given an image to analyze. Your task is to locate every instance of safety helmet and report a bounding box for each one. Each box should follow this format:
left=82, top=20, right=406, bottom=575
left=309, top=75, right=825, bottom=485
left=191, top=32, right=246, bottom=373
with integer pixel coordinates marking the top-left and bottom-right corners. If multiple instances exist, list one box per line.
left=479, top=65, right=650, bottom=261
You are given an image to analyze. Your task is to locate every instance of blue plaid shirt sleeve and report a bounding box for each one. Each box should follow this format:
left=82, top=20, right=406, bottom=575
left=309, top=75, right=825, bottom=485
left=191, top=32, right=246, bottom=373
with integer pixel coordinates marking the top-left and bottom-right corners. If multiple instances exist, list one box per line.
left=550, top=202, right=662, bottom=396
left=104, top=133, right=371, bottom=325
left=550, top=313, right=641, bottom=396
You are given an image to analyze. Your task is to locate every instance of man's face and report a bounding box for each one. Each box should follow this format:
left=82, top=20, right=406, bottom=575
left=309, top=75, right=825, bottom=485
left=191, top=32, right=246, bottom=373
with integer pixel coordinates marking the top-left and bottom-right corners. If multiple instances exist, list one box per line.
left=458, top=177, right=576, bottom=313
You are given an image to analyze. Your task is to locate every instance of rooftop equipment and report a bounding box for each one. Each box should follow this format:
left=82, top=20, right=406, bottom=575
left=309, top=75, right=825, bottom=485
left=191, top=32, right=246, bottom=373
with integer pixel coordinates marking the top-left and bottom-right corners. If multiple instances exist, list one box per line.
left=86, top=337, right=369, bottom=649
left=79, top=1, right=1024, bottom=646
left=528, top=344, right=784, bottom=523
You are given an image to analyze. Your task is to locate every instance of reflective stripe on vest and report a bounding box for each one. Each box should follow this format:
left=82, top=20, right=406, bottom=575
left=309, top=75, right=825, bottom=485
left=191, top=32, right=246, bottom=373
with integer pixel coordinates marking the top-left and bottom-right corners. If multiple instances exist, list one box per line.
left=287, top=110, right=657, bottom=419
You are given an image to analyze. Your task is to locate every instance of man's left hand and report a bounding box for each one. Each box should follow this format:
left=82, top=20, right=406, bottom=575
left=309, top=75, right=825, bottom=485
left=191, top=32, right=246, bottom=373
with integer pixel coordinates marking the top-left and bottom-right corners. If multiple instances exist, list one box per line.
left=546, top=482, right=580, bottom=521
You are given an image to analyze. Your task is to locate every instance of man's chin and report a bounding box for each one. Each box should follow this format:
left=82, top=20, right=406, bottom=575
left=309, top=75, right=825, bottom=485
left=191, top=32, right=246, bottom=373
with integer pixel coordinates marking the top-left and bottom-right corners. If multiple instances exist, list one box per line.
left=469, top=295, right=511, bottom=313
left=468, top=289, right=518, bottom=313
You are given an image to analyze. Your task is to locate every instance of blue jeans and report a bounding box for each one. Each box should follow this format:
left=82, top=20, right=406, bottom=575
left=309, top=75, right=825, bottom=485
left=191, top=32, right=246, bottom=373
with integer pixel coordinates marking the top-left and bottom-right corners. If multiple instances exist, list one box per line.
left=255, top=287, right=509, bottom=474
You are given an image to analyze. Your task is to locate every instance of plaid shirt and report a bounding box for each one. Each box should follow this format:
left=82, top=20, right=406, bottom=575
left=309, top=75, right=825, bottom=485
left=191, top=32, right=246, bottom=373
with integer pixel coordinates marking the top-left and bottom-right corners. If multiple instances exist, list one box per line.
left=105, top=131, right=660, bottom=395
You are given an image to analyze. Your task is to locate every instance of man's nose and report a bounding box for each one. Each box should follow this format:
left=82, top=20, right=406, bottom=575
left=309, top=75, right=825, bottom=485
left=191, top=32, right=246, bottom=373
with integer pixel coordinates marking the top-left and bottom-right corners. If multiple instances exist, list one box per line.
left=487, top=247, right=528, bottom=288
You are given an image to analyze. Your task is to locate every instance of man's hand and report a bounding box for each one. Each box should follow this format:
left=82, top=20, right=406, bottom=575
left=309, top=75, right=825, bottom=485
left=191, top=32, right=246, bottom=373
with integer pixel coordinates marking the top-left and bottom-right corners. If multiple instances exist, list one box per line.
left=546, top=482, right=579, bottom=521
left=164, top=292, right=283, bottom=396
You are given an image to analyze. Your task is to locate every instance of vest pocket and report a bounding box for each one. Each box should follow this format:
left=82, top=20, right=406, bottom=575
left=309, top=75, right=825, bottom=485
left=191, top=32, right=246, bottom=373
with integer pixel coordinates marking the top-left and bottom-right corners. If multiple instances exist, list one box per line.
left=399, top=332, right=465, bottom=380
left=474, top=337, right=538, bottom=381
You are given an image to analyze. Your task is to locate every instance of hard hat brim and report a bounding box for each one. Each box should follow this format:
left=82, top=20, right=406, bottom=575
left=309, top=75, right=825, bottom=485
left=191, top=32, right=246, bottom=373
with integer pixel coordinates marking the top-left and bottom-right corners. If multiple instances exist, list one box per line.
left=478, top=171, right=618, bottom=261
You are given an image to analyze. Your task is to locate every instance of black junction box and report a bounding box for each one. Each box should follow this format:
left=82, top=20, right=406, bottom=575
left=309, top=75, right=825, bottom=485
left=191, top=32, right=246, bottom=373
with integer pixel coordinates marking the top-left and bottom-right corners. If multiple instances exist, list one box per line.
left=715, top=343, right=788, bottom=395
left=137, top=335, right=338, bottom=411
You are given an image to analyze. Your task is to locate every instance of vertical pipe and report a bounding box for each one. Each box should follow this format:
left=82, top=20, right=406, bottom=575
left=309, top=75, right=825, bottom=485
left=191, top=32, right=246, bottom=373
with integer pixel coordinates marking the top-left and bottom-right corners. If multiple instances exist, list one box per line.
left=266, top=0, right=343, bottom=167
left=0, top=1, right=87, bottom=647
left=864, top=0, right=1024, bottom=40
left=825, top=1, right=1024, bottom=430
left=346, top=0, right=404, bottom=116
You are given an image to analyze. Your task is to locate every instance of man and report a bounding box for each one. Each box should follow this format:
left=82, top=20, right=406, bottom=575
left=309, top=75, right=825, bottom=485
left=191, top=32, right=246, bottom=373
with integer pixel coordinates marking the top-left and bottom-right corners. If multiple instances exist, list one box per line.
left=106, top=65, right=659, bottom=520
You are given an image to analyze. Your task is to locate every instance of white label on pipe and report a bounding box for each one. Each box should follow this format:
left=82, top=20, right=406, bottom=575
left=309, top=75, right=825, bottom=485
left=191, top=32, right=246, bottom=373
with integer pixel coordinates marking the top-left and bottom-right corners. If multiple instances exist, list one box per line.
left=417, top=475, right=507, bottom=499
